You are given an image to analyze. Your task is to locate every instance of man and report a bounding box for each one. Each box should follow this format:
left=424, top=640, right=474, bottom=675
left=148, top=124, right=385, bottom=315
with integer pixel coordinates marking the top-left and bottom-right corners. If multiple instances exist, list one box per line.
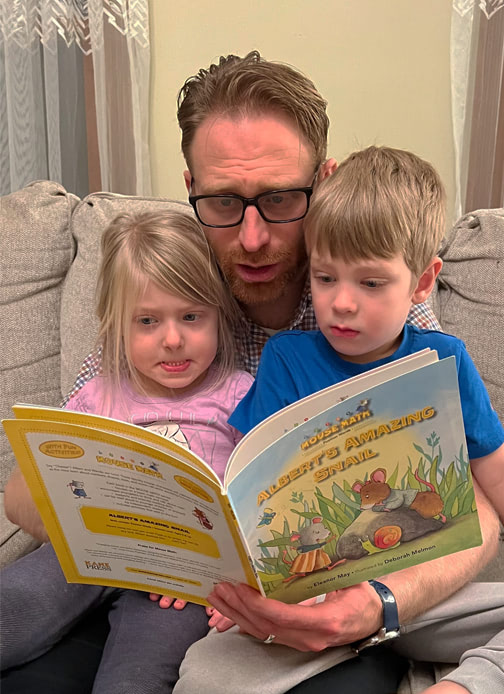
left=3, top=52, right=501, bottom=694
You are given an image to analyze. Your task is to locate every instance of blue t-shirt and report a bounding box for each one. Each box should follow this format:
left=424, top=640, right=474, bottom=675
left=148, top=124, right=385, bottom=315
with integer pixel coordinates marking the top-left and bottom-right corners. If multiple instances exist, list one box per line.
left=229, top=325, right=504, bottom=460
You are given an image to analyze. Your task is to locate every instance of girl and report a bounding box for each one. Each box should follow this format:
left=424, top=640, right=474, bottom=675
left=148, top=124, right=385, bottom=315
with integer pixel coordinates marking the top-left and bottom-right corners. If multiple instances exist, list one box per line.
left=0, top=211, right=253, bottom=694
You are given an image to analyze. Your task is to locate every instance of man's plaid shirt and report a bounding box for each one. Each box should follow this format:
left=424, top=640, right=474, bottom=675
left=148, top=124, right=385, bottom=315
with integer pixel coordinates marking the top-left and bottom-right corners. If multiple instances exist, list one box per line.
left=62, top=285, right=440, bottom=405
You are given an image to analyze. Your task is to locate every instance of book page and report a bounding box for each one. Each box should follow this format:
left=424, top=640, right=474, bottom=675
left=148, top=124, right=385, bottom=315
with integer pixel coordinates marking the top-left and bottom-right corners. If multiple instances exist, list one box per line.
left=12, top=405, right=217, bottom=482
left=225, top=349, right=436, bottom=486
left=3, top=419, right=257, bottom=605
left=227, top=357, right=481, bottom=604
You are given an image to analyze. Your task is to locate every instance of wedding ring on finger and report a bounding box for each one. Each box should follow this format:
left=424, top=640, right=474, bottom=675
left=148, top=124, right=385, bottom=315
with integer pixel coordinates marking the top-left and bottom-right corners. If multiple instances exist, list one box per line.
left=263, top=634, right=276, bottom=644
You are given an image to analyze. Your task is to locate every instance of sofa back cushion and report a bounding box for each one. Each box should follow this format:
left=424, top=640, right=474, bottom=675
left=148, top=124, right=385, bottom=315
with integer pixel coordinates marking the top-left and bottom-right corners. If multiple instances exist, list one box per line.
left=0, top=181, right=78, bottom=489
left=60, top=192, right=194, bottom=395
left=434, top=208, right=504, bottom=583
left=435, top=208, right=504, bottom=421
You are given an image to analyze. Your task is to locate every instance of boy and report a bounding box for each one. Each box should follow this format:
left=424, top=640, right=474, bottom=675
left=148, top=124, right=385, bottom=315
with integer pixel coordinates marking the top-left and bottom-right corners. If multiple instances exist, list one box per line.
left=174, top=147, right=504, bottom=694
left=230, top=146, right=504, bottom=526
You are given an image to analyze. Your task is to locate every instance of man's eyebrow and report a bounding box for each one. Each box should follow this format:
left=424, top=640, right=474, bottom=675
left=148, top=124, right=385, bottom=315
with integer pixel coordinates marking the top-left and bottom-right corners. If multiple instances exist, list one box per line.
left=196, top=178, right=311, bottom=196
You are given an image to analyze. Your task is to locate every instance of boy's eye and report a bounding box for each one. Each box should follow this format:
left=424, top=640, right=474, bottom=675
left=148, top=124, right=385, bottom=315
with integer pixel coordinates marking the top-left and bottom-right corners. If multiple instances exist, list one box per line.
left=362, top=279, right=383, bottom=288
left=315, top=273, right=334, bottom=283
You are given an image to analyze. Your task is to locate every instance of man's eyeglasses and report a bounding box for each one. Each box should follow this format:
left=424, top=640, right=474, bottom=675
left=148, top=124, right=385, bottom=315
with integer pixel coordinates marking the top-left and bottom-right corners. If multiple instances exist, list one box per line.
left=189, top=185, right=314, bottom=229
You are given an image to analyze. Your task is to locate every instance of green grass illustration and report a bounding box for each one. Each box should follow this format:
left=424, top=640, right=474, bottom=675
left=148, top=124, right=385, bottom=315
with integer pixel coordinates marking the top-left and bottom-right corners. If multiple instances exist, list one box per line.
left=255, top=433, right=476, bottom=592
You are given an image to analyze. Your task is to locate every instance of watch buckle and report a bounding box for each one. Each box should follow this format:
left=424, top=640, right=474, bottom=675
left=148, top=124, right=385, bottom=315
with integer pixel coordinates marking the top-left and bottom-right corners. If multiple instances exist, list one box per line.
left=352, top=626, right=401, bottom=654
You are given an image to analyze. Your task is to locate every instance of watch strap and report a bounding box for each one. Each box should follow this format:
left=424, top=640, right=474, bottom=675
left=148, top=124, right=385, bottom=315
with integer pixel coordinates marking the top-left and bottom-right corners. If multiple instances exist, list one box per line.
left=369, top=580, right=400, bottom=631
left=353, top=580, right=400, bottom=652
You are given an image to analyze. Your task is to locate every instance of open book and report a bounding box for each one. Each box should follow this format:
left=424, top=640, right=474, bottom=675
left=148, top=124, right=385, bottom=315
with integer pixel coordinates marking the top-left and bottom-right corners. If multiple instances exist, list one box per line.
left=3, top=349, right=482, bottom=606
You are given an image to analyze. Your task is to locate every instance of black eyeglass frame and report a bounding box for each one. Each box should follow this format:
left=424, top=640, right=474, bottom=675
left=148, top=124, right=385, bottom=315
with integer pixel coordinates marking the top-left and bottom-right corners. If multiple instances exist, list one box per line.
left=188, top=186, right=314, bottom=229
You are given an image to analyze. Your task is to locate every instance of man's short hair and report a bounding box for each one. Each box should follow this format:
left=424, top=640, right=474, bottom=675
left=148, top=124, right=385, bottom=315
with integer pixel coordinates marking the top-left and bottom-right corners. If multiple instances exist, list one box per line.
left=304, top=146, right=446, bottom=277
left=177, top=51, right=329, bottom=170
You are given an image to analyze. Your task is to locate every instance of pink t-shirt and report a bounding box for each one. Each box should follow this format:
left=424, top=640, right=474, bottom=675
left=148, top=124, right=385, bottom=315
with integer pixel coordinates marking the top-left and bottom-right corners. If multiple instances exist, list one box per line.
left=65, top=367, right=254, bottom=482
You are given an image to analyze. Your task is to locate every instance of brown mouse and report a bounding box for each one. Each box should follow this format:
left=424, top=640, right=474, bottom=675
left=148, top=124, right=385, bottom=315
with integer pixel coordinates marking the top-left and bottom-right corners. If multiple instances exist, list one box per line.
left=352, top=467, right=445, bottom=522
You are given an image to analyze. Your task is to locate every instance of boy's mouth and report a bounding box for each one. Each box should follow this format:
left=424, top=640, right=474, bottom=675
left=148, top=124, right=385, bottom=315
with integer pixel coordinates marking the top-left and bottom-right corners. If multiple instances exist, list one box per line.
left=330, top=326, right=360, bottom=338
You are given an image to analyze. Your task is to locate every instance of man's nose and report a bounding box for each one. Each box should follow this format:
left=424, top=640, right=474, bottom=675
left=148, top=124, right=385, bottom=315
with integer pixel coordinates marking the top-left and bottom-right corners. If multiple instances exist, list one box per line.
left=331, top=285, right=357, bottom=313
left=162, top=323, right=183, bottom=349
left=238, top=205, right=271, bottom=253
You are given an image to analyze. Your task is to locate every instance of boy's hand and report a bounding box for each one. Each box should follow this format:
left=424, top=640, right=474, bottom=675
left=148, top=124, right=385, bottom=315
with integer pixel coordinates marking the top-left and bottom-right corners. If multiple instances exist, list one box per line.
left=206, top=606, right=235, bottom=632
left=149, top=593, right=187, bottom=610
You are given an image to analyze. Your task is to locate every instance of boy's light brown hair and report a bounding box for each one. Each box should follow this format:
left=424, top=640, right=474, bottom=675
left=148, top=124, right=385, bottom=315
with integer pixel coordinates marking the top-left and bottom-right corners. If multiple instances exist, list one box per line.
left=304, top=145, right=446, bottom=278
left=177, top=50, right=329, bottom=170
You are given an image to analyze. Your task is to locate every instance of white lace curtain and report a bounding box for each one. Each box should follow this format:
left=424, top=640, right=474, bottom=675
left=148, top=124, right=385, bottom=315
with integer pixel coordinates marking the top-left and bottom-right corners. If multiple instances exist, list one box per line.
left=0, top=0, right=151, bottom=197
left=451, top=0, right=504, bottom=218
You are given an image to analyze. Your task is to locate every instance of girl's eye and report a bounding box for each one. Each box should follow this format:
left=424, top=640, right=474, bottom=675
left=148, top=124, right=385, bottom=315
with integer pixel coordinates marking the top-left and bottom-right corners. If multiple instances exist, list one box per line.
left=183, top=313, right=199, bottom=322
left=317, top=274, right=334, bottom=284
left=137, top=316, right=156, bottom=325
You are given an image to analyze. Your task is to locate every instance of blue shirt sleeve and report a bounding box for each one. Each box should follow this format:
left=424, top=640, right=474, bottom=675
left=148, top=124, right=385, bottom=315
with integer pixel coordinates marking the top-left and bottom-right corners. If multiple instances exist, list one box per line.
left=455, top=342, right=504, bottom=458
left=229, top=336, right=303, bottom=434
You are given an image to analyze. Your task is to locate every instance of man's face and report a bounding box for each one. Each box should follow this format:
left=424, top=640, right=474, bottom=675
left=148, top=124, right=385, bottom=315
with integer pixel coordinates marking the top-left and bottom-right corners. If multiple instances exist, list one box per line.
left=186, top=115, right=316, bottom=307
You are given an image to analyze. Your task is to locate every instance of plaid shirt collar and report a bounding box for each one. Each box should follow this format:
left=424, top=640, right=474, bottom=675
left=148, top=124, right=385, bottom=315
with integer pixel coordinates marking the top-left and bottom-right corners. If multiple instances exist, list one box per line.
left=234, top=277, right=315, bottom=376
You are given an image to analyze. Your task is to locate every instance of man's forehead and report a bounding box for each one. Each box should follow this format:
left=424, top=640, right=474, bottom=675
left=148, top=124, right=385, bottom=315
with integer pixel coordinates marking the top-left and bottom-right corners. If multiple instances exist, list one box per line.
left=188, top=113, right=316, bottom=194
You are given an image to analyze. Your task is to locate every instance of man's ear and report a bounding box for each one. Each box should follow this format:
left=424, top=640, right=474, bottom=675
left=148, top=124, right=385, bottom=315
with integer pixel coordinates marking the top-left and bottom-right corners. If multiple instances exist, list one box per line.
left=411, top=257, right=443, bottom=304
left=183, top=170, right=191, bottom=193
left=318, top=158, right=338, bottom=182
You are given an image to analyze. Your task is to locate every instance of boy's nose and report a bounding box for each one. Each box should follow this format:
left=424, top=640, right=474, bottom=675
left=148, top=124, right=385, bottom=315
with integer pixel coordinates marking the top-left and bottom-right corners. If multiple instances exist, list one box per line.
left=238, top=206, right=271, bottom=253
left=331, top=286, right=357, bottom=313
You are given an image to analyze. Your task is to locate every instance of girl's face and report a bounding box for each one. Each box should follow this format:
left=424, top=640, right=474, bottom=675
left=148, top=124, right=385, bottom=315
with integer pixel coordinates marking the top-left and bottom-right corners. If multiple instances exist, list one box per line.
left=129, top=281, right=219, bottom=397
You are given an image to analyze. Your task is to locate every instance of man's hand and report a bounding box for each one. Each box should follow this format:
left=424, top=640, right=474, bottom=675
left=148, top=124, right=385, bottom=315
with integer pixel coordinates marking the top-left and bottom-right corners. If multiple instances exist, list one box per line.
left=4, top=465, right=49, bottom=542
left=208, top=581, right=382, bottom=651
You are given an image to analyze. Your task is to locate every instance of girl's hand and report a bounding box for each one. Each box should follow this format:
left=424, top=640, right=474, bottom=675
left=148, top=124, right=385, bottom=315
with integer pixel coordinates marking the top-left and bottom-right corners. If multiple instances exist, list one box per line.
left=149, top=593, right=187, bottom=610
left=206, top=606, right=235, bottom=631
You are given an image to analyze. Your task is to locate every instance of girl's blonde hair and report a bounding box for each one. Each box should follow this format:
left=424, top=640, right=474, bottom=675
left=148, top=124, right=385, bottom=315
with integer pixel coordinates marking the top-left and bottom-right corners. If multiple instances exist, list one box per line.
left=304, top=146, right=446, bottom=279
left=96, top=210, right=239, bottom=410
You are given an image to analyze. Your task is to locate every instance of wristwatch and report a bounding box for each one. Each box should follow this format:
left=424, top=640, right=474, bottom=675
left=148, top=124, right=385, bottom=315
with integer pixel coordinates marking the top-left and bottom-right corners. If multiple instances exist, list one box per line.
left=353, top=580, right=401, bottom=653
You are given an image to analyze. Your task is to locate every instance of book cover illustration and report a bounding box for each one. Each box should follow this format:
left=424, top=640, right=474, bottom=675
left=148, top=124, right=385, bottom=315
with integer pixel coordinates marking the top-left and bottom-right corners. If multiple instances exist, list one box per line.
left=227, top=357, right=482, bottom=604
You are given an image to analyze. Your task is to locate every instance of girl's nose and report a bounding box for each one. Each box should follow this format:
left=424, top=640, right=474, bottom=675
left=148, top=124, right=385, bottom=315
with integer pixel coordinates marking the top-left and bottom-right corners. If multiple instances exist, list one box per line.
left=162, top=324, right=183, bottom=349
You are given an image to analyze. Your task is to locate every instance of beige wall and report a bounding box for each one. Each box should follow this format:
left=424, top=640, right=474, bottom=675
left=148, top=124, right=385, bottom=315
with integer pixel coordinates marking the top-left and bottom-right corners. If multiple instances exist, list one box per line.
left=149, top=0, right=455, bottom=220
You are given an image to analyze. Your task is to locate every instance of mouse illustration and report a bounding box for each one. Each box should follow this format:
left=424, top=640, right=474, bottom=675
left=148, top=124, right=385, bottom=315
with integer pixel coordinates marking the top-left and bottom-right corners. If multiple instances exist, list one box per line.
left=282, top=517, right=345, bottom=582
left=352, top=467, right=446, bottom=522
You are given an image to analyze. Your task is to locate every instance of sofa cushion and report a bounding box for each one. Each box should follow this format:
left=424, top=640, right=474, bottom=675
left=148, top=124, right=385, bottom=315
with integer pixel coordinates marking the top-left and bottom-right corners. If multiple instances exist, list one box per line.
left=0, top=180, right=78, bottom=490
left=436, top=208, right=504, bottom=583
left=60, top=193, right=194, bottom=395
left=436, top=208, right=504, bottom=421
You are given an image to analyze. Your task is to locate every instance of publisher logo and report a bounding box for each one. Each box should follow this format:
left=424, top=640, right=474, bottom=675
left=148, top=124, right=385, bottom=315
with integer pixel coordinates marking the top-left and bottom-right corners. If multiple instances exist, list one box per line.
left=85, top=561, right=111, bottom=571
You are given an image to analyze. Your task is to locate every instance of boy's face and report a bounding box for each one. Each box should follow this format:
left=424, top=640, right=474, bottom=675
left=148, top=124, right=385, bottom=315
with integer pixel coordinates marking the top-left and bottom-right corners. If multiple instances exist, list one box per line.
left=310, top=250, right=431, bottom=364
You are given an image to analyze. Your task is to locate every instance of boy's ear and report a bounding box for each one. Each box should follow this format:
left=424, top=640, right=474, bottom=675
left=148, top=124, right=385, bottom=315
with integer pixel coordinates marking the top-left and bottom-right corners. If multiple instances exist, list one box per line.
left=411, top=257, right=443, bottom=304
left=318, top=158, right=338, bottom=182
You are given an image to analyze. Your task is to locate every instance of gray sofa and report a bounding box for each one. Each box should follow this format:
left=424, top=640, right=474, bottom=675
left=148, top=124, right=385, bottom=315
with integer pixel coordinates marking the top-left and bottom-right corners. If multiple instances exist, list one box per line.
left=1, top=180, right=503, bottom=685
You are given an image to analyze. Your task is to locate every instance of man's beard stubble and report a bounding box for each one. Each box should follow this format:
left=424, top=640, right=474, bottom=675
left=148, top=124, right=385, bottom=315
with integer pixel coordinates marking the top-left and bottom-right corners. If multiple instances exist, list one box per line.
left=218, top=244, right=308, bottom=306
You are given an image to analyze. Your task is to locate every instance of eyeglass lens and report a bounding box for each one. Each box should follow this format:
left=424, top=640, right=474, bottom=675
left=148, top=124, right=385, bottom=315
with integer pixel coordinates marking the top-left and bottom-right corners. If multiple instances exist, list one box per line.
left=195, top=190, right=309, bottom=226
